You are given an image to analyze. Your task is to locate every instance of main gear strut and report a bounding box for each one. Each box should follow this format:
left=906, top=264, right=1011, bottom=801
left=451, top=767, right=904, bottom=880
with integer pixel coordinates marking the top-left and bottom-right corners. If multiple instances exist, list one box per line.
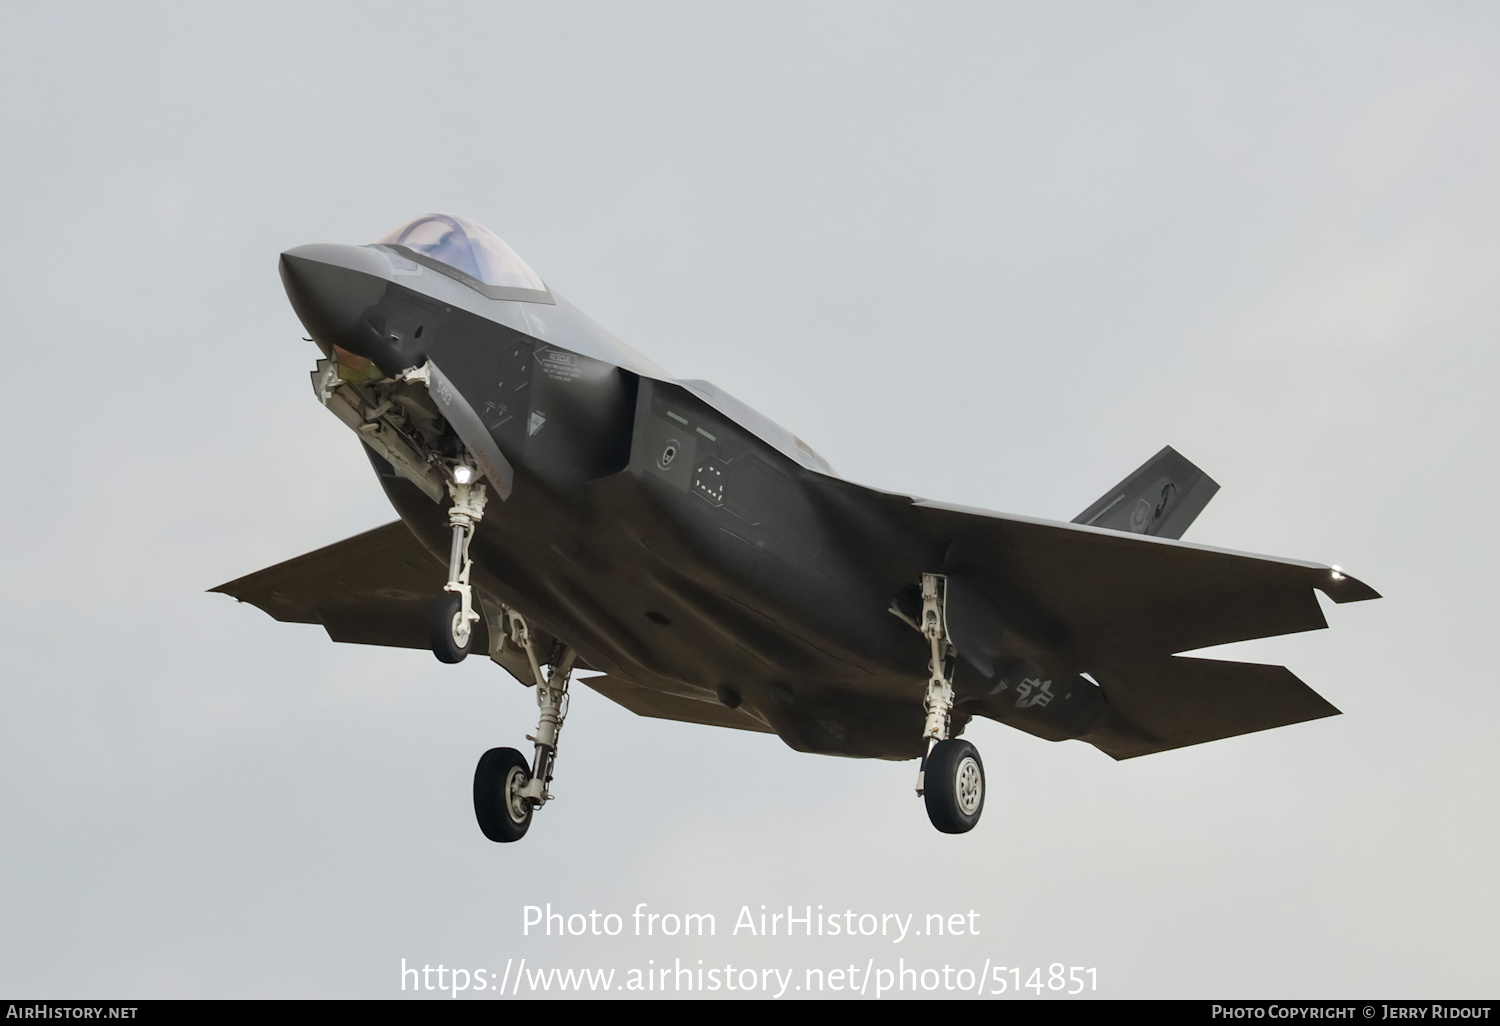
left=902, top=572, right=986, bottom=834
left=916, top=572, right=956, bottom=795
left=471, top=606, right=577, bottom=843
left=507, top=607, right=576, bottom=806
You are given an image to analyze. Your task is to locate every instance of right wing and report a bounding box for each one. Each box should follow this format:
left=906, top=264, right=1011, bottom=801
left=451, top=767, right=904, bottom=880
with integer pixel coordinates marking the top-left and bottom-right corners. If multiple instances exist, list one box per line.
left=210, top=520, right=461, bottom=650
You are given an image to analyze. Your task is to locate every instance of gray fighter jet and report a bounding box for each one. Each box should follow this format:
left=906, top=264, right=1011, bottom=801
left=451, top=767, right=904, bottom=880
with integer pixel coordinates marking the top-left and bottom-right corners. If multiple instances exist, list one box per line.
left=214, top=213, right=1379, bottom=840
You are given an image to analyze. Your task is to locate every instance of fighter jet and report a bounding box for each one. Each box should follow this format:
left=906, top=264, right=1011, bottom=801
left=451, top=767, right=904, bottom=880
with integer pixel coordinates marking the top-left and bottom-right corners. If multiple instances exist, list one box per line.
left=214, top=212, right=1379, bottom=840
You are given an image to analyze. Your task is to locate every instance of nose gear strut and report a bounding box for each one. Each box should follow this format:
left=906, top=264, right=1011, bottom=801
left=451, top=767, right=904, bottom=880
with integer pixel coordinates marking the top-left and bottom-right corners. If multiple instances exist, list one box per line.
left=429, top=468, right=488, bottom=663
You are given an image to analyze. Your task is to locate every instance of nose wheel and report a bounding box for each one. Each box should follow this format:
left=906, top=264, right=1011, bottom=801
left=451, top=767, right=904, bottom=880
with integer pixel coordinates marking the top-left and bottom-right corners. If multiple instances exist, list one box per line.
left=429, top=591, right=473, bottom=663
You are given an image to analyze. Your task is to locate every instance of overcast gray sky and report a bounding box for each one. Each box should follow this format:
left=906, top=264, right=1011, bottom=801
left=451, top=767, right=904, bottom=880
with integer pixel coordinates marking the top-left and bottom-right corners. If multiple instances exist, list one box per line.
left=1, top=1, right=1496, bottom=999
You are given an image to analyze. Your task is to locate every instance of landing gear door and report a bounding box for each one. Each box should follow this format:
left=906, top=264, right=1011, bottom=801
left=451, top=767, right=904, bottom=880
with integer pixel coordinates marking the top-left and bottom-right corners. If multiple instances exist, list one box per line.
left=424, top=359, right=515, bottom=500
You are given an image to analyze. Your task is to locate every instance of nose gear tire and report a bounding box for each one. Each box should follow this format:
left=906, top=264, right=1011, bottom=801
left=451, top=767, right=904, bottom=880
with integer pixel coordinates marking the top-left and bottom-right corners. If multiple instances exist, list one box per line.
left=429, top=592, right=471, bottom=663
left=473, top=747, right=533, bottom=842
left=923, top=738, right=985, bottom=834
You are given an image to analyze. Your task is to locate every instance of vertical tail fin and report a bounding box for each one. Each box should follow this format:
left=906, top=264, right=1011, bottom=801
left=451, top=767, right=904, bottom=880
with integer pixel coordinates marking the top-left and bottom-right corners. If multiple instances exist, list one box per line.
left=1072, top=446, right=1219, bottom=540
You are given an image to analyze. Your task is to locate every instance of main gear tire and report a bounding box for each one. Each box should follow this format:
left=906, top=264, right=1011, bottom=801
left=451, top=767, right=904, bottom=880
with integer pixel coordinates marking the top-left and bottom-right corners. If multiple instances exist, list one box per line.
left=473, top=747, right=533, bottom=842
left=429, top=591, right=471, bottom=664
left=923, top=738, right=985, bottom=834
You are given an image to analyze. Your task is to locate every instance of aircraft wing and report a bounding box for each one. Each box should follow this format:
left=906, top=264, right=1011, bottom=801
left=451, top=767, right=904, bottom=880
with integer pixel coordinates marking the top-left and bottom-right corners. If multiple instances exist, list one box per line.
left=809, top=473, right=1374, bottom=665
left=209, top=521, right=462, bottom=650
left=905, top=494, right=1377, bottom=662
left=811, top=476, right=1377, bottom=755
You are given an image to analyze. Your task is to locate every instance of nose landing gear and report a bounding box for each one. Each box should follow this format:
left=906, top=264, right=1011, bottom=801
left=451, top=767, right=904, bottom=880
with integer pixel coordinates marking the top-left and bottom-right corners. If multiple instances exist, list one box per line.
left=429, top=468, right=487, bottom=663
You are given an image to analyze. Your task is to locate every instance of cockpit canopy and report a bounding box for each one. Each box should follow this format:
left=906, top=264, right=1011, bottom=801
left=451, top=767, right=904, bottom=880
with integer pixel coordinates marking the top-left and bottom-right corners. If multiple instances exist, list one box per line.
left=376, top=213, right=552, bottom=303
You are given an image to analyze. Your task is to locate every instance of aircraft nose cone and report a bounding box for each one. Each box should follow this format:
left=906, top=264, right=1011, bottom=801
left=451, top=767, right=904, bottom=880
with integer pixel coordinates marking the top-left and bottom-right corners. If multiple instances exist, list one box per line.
left=279, top=244, right=390, bottom=346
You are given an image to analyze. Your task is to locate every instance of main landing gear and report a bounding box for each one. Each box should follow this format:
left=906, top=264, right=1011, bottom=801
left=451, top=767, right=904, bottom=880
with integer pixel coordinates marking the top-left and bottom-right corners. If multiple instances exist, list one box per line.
left=909, top=573, right=986, bottom=834
left=424, top=464, right=576, bottom=843
left=471, top=609, right=577, bottom=842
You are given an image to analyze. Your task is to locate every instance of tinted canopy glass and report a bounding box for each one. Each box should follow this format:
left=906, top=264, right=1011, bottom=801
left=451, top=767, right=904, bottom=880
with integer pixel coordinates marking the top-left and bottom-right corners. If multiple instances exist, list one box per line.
left=376, top=213, right=548, bottom=296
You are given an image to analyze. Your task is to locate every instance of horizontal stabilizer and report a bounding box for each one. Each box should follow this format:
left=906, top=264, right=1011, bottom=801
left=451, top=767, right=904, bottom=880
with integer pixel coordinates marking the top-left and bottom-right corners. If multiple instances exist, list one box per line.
left=209, top=521, right=460, bottom=650
left=1088, top=655, right=1340, bottom=760
left=1073, top=446, right=1219, bottom=540
left=582, top=675, right=775, bottom=735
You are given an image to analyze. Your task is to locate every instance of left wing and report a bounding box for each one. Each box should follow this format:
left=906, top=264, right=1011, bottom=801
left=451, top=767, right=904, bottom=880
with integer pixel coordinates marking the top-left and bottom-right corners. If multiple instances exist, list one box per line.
left=938, top=499, right=1375, bottom=661
left=808, top=474, right=1376, bottom=755
left=816, top=471, right=1374, bottom=657
left=842, top=481, right=1378, bottom=663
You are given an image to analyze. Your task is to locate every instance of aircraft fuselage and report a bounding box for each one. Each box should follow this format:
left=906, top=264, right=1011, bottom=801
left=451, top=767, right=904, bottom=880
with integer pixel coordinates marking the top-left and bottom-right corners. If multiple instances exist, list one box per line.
left=280, top=241, right=1116, bottom=759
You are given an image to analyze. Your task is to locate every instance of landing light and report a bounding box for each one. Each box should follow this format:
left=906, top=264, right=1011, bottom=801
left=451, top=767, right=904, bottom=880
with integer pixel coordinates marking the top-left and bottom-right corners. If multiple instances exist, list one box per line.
left=453, top=465, right=475, bottom=484
left=1330, top=565, right=1346, bottom=581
